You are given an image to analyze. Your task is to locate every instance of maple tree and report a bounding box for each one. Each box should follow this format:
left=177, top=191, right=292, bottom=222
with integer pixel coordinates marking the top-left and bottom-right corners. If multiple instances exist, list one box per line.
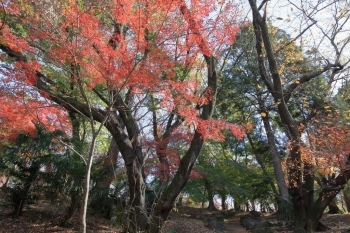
left=0, top=0, right=242, bottom=232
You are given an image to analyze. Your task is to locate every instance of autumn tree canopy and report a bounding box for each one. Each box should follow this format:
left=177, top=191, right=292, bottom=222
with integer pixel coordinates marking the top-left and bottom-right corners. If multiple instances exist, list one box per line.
left=0, top=0, right=243, bottom=232
left=1, top=0, right=350, bottom=233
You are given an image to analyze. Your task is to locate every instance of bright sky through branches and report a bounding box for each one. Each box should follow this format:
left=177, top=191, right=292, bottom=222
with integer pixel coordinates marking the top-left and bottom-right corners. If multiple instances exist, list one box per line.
left=239, top=0, right=350, bottom=89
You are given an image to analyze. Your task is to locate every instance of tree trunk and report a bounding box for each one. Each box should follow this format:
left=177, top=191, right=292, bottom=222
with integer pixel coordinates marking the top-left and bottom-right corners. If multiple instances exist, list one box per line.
left=306, top=192, right=336, bottom=231
left=63, top=193, right=80, bottom=223
left=327, top=199, right=341, bottom=214
left=257, top=100, right=290, bottom=207
left=95, top=138, right=120, bottom=189
left=123, top=160, right=148, bottom=233
left=12, top=163, right=40, bottom=216
left=246, top=132, right=289, bottom=216
left=205, top=179, right=217, bottom=211
left=90, top=138, right=120, bottom=218
left=234, top=200, right=241, bottom=212
left=245, top=202, right=250, bottom=212
left=147, top=131, right=207, bottom=232
left=79, top=138, right=97, bottom=233
left=302, top=163, right=315, bottom=215
left=343, top=191, right=350, bottom=212
left=145, top=10, right=218, bottom=226
left=176, top=194, right=183, bottom=207
left=105, top=117, right=148, bottom=232
left=288, top=149, right=306, bottom=230
left=306, top=157, right=350, bottom=231
left=221, top=192, right=226, bottom=210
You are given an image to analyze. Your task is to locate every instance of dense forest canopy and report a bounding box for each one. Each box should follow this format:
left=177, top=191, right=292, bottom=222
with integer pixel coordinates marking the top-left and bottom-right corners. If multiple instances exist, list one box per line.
left=0, top=0, right=349, bottom=232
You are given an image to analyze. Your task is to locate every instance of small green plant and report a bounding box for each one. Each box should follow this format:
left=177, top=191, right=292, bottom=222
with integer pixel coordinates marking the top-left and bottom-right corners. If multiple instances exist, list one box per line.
left=169, top=228, right=178, bottom=233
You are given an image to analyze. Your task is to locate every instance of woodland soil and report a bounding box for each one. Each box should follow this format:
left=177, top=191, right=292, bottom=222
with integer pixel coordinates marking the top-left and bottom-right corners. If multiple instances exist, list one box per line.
left=0, top=202, right=350, bottom=232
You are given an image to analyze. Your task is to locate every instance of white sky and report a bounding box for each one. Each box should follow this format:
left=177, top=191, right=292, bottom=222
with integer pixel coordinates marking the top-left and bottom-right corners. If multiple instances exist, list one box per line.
left=237, top=0, right=350, bottom=89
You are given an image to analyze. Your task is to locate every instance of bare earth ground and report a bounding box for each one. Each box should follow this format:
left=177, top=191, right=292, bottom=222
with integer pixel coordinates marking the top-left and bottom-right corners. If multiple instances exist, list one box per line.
left=0, top=202, right=350, bottom=233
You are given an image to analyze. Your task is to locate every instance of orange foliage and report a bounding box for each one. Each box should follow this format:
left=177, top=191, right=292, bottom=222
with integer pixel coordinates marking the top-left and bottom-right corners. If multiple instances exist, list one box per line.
left=301, top=117, right=350, bottom=176
left=0, top=0, right=243, bottom=153
left=0, top=87, right=70, bottom=142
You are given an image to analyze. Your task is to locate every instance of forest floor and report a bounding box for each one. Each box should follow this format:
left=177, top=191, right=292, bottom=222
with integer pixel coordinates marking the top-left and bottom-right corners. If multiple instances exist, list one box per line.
left=0, top=202, right=350, bottom=232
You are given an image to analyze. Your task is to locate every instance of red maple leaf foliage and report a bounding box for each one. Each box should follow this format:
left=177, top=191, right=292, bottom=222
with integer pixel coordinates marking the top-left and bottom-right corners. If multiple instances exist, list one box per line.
left=0, top=0, right=242, bottom=158
left=0, top=87, right=70, bottom=141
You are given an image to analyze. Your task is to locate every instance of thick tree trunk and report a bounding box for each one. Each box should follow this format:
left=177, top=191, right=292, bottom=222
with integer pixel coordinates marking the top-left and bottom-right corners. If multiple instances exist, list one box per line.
left=147, top=131, right=206, bottom=232
left=90, top=138, right=120, bottom=218
left=302, top=163, right=315, bottom=215
left=288, top=148, right=306, bottom=230
left=306, top=157, right=350, bottom=231
left=95, top=138, right=120, bottom=189
left=123, top=160, right=147, bottom=232
left=306, top=192, right=336, bottom=231
left=105, top=116, right=148, bottom=232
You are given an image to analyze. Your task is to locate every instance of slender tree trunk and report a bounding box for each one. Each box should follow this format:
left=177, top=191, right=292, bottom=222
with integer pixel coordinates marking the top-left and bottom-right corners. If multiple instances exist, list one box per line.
left=258, top=103, right=290, bottom=210
left=177, top=194, right=183, bottom=207
left=248, top=0, right=306, bottom=229
left=79, top=137, right=97, bottom=233
left=221, top=192, right=226, bottom=210
left=63, top=193, right=79, bottom=223
left=246, top=133, right=284, bottom=213
left=2, top=176, right=9, bottom=188
left=343, top=191, right=350, bottom=212
left=234, top=200, right=241, bottom=212
left=205, top=179, right=217, bottom=211
left=245, top=202, right=250, bottom=212
left=12, top=163, right=40, bottom=216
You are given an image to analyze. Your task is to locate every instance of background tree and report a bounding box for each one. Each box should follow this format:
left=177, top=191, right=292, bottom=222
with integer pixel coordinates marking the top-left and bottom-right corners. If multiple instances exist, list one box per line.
left=248, top=0, right=350, bottom=231
left=0, top=124, right=63, bottom=216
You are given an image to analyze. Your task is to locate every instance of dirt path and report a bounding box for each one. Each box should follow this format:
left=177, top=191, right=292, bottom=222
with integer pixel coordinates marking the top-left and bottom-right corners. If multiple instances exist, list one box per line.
left=224, top=213, right=247, bottom=233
